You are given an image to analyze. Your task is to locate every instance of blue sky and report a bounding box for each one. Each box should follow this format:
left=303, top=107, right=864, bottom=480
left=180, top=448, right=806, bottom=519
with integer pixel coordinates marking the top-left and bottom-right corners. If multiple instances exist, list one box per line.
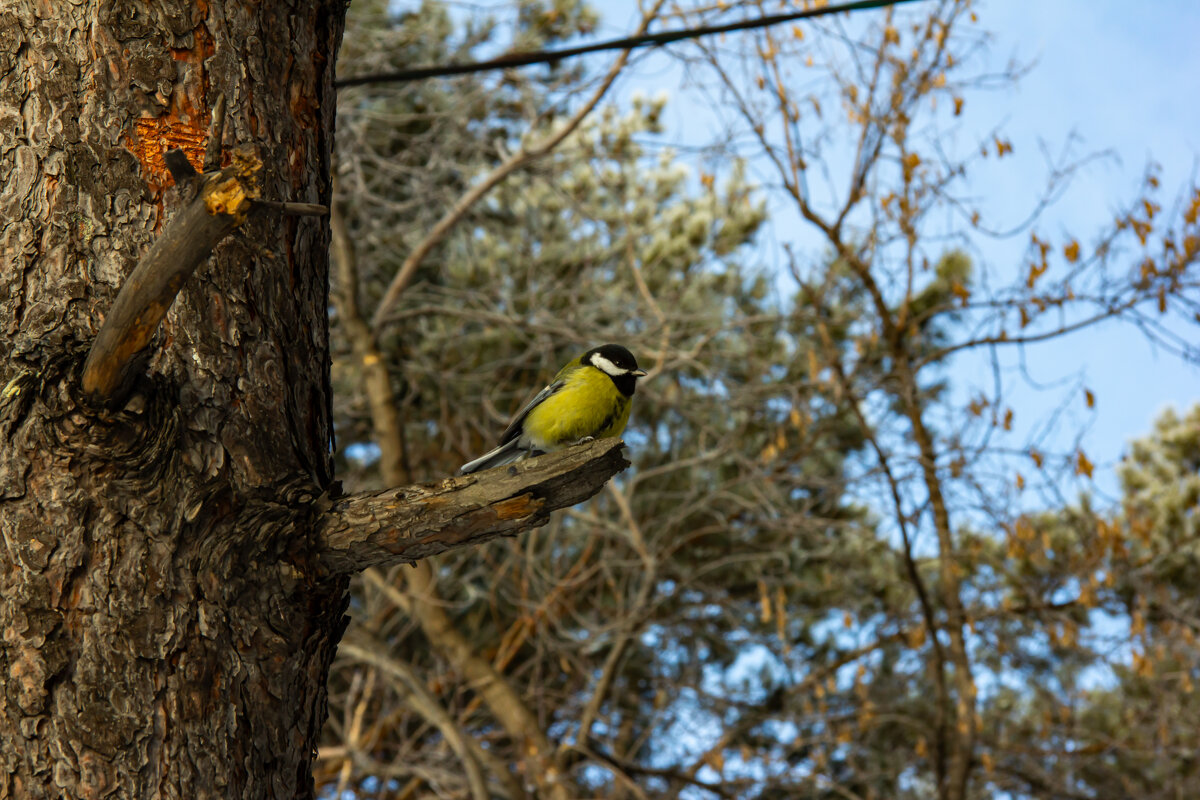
left=961, top=0, right=1200, bottom=473
left=588, top=0, right=1200, bottom=492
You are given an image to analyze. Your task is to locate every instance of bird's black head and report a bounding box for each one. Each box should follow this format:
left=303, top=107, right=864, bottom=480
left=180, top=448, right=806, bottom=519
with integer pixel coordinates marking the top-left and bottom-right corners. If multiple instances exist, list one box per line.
left=584, top=344, right=646, bottom=397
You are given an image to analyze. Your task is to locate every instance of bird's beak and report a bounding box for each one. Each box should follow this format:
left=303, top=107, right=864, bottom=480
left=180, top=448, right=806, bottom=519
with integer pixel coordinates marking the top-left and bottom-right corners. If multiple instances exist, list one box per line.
left=631, top=369, right=647, bottom=378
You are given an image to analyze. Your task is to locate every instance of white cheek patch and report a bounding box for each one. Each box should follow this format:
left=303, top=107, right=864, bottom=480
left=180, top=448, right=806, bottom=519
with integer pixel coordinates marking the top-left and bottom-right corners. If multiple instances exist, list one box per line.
left=590, top=354, right=623, bottom=376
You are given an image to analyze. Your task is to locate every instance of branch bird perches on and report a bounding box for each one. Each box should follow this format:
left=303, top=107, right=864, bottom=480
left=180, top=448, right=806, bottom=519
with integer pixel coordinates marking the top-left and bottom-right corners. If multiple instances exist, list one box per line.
left=315, top=438, right=630, bottom=575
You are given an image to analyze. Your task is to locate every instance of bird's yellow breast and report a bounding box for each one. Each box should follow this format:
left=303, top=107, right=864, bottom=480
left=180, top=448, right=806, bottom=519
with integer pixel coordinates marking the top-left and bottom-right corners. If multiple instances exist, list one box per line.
left=522, top=367, right=632, bottom=449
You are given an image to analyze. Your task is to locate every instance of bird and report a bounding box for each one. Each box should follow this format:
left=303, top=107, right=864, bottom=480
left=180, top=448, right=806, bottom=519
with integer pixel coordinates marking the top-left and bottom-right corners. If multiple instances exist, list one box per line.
left=459, top=343, right=647, bottom=474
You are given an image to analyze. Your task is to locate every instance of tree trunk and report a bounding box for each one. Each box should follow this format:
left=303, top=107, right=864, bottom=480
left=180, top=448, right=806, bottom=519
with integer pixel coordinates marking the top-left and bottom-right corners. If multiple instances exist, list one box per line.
left=0, top=2, right=348, bottom=797
left=0, top=3, right=632, bottom=796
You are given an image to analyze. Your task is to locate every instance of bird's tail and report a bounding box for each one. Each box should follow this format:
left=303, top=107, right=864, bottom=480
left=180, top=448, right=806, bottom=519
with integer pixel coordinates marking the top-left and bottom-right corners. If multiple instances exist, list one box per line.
left=459, top=440, right=534, bottom=475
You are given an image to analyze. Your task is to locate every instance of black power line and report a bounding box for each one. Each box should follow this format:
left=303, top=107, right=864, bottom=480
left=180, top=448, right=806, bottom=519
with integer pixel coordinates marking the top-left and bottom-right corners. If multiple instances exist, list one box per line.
left=335, top=0, right=924, bottom=88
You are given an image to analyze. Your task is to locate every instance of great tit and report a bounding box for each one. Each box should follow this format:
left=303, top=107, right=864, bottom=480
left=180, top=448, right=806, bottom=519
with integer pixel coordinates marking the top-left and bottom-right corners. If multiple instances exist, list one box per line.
left=459, top=344, right=647, bottom=474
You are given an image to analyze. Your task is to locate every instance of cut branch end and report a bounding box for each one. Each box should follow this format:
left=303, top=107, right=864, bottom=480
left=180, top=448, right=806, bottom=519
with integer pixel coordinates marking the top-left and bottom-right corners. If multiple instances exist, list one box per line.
left=81, top=149, right=264, bottom=405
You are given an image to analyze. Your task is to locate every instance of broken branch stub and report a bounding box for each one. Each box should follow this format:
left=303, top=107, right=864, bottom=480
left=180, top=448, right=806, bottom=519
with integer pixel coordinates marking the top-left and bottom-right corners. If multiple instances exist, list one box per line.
left=81, top=149, right=262, bottom=404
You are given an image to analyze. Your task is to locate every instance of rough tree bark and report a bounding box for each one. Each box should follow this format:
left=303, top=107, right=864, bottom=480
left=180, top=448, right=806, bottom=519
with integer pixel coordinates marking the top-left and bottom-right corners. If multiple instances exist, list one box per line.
left=0, top=3, right=627, bottom=798
left=0, top=3, right=348, bottom=797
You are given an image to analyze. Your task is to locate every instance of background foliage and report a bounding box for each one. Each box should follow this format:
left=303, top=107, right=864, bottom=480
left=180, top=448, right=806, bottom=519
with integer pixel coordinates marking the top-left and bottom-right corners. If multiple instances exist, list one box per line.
left=318, top=1, right=1200, bottom=798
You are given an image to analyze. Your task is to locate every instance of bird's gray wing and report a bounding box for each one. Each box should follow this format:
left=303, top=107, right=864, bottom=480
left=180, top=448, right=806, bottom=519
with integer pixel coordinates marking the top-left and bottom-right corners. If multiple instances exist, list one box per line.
left=497, top=379, right=566, bottom=446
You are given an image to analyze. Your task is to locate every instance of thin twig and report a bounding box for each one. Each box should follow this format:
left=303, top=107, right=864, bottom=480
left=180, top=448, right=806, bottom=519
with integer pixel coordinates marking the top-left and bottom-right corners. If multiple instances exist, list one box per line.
left=339, top=643, right=491, bottom=800
left=334, top=668, right=376, bottom=798
left=252, top=199, right=329, bottom=216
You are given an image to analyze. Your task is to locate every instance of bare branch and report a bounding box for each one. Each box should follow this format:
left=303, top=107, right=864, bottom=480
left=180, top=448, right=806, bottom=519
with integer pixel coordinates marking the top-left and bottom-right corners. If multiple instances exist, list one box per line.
left=567, top=482, right=656, bottom=760
left=339, top=643, right=491, bottom=800
left=368, top=0, right=669, bottom=330
left=334, top=0, right=923, bottom=87
left=315, top=438, right=631, bottom=575
left=334, top=667, right=376, bottom=799
left=330, top=191, right=411, bottom=485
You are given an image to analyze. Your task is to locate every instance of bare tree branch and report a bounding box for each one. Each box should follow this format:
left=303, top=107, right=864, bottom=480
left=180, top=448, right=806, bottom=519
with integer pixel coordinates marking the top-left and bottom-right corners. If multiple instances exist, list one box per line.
left=339, top=643, right=492, bottom=800
left=334, top=0, right=922, bottom=87
left=330, top=192, right=411, bottom=485
left=316, top=438, right=631, bottom=574
left=368, top=0, right=669, bottom=330
left=565, top=482, right=656, bottom=765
